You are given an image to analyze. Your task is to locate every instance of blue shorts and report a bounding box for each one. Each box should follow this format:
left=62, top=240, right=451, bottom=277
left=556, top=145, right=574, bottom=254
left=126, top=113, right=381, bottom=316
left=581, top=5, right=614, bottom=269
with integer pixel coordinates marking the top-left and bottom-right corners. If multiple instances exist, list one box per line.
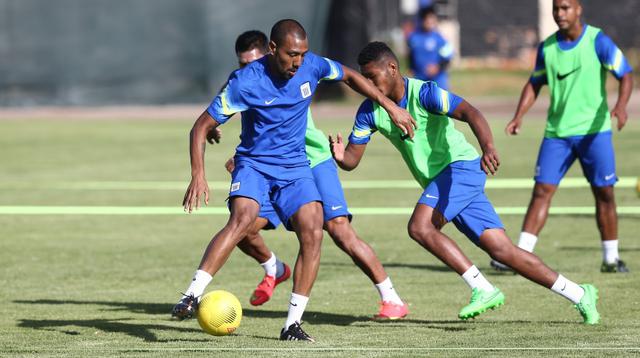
left=229, top=157, right=321, bottom=231
left=312, top=159, right=351, bottom=222
left=256, top=159, right=350, bottom=228
left=417, top=158, right=504, bottom=245
left=535, top=131, right=617, bottom=187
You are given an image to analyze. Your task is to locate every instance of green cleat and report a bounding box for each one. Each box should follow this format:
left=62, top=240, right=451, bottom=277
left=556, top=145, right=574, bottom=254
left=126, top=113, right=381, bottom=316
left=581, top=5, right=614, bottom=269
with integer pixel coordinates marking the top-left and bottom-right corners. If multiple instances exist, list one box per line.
left=458, top=287, right=505, bottom=320
left=574, top=284, right=600, bottom=325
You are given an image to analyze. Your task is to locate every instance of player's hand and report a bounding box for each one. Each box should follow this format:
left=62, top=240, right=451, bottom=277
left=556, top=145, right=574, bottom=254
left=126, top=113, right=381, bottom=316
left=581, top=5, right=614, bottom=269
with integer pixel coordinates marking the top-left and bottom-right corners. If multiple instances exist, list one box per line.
left=505, top=118, right=523, bottom=135
left=611, top=105, right=628, bottom=131
left=389, top=107, right=417, bottom=139
left=224, top=157, right=235, bottom=173
left=426, top=64, right=440, bottom=77
left=182, top=174, right=209, bottom=213
left=206, top=127, right=222, bottom=144
left=328, top=133, right=345, bottom=162
left=481, top=145, right=500, bottom=175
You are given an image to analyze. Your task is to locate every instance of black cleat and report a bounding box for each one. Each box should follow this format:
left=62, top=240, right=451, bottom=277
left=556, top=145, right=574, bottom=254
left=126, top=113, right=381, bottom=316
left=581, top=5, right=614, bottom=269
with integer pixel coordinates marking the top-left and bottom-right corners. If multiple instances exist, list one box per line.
left=280, top=322, right=315, bottom=342
left=171, top=293, right=198, bottom=320
left=600, top=259, right=629, bottom=273
left=490, top=259, right=515, bottom=274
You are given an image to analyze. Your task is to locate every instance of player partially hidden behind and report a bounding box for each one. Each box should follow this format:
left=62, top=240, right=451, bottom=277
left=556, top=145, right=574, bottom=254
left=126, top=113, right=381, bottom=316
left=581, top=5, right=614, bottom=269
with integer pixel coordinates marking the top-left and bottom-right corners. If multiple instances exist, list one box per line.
left=492, top=0, right=633, bottom=273
left=208, top=30, right=408, bottom=320
left=172, top=20, right=416, bottom=342
left=407, top=6, right=453, bottom=89
left=330, top=41, right=600, bottom=324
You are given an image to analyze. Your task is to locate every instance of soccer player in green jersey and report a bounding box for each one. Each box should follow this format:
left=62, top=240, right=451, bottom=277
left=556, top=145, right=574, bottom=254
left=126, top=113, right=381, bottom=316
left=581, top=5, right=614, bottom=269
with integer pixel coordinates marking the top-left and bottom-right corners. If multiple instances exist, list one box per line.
left=330, top=41, right=600, bottom=324
left=492, top=0, right=633, bottom=273
left=210, top=30, right=408, bottom=320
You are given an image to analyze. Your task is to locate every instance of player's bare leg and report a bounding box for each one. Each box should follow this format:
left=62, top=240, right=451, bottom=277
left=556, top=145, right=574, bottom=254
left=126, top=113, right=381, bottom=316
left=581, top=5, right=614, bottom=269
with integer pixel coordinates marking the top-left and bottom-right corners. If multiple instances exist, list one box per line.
left=172, top=197, right=259, bottom=320
left=479, top=228, right=600, bottom=324
left=592, top=185, right=627, bottom=272
left=408, top=204, right=503, bottom=319
left=280, top=201, right=323, bottom=341
left=491, top=182, right=557, bottom=271
left=237, top=217, right=292, bottom=306
left=325, top=216, right=408, bottom=319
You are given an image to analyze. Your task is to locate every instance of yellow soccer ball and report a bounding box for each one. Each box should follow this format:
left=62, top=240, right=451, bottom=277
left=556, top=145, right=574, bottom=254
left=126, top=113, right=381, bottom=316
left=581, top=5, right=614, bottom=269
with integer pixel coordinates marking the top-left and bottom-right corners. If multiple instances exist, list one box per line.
left=197, top=290, right=242, bottom=336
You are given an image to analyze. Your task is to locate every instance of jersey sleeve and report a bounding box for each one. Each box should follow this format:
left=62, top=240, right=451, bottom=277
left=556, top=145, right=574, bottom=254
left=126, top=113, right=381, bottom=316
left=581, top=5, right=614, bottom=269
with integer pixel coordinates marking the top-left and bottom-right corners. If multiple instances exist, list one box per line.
left=418, top=81, right=463, bottom=116
left=438, top=36, right=454, bottom=62
left=206, top=71, right=249, bottom=124
left=529, top=42, right=547, bottom=85
left=348, top=100, right=377, bottom=145
left=309, top=52, right=344, bottom=82
left=595, top=32, right=633, bottom=79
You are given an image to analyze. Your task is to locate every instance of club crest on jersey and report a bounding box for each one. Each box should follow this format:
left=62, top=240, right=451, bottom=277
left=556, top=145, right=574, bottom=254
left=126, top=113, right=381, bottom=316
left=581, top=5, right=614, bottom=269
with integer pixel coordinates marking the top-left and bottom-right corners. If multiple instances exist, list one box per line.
left=300, top=82, right=311, bottom=98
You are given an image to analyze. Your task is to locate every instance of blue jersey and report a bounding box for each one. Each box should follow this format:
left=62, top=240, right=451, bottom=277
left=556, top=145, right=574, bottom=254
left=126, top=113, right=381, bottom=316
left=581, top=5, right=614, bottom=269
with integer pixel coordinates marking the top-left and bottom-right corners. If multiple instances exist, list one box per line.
left=207, top=52, right=343, bottom=167
left=407, top=30, right=453, bottom=89
left=530, top=25, right=632, bottom=85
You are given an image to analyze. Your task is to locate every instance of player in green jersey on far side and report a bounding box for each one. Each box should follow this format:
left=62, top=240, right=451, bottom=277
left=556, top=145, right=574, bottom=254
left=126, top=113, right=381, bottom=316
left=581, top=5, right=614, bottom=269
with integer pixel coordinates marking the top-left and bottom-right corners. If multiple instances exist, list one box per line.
left=491, top=0, right=633, bottom=273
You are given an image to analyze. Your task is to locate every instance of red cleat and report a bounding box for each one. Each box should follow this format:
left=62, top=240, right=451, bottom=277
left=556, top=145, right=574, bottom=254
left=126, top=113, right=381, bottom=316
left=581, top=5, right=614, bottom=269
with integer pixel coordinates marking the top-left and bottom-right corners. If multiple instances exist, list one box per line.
left=373, top=301, right=409, bottom=320
left=250, top=263, right=291, bottom=306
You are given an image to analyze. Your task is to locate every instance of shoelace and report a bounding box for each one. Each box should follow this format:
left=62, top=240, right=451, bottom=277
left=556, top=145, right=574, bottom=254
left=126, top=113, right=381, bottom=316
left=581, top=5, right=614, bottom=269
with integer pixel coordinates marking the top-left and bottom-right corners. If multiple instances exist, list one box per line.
left=288, top=322, right=311, bottom=340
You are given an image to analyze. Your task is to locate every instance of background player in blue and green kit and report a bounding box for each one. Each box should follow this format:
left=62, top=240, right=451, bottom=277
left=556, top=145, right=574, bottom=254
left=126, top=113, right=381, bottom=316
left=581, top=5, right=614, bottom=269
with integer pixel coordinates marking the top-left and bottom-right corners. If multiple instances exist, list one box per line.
left=210, top=30, right=408, bottom=321
left=172, top=20, right=417, bottom=342
left=493, top=0, right=633, bottom=273
left=330, top=41, right=600, bottom=324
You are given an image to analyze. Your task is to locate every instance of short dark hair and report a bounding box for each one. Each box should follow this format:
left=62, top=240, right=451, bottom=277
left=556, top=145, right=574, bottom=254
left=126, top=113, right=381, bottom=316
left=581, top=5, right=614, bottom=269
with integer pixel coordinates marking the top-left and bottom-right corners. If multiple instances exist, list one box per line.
left=235, top=30, right=268, bottom=55
left=270, top=19, right=306, bottom=46
left=357, top=41, right=399, bottom=67
left=418, top=5, right=436, bottom=20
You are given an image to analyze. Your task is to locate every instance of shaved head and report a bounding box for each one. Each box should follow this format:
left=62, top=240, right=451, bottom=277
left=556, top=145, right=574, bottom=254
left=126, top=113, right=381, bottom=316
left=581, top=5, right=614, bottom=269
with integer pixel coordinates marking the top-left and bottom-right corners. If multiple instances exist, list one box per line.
left=270, top=19, right=307, bottom=46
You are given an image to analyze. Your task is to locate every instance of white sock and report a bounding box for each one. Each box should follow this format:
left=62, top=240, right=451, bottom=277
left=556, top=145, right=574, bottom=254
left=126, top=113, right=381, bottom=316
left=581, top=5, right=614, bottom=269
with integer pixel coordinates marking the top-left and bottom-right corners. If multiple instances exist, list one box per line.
left=461, top=265, right=494, bottom=292
left=275, top=258, right=286, bottom=278
left=284, top=293, right=309, bottom=329
left=260, top=252, right=277, bottom=277
left=184, top=269, right=212, bottom=298
left=550, top=274, right=584, bottom=304
left=518, top=232, right=538, bottom=253
left=375, top=277, right=404, bottom=305
left=602, top=240, right=619, bottom=264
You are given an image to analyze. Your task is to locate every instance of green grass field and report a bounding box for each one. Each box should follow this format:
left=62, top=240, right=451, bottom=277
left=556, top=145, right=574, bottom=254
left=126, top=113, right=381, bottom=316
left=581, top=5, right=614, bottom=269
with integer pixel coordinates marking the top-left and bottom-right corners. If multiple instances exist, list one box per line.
left=1, top=109, right=639, bottom=357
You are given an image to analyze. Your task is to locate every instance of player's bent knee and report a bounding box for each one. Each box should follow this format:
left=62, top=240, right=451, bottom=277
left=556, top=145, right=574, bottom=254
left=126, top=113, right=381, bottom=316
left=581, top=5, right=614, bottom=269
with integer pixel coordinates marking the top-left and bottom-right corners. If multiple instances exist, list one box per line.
left=593, top=186, right=615, bottom=204
left=407, top=221, right=437, bottom=243
left=532, top=184, right=556, bottom=200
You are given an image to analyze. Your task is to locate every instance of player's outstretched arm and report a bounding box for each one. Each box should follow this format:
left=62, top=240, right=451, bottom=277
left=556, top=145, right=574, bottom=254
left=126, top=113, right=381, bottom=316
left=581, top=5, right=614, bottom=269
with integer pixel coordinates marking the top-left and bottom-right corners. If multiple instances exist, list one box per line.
left=183, top=111, right=219, bottom=213
left=329, top=133, right=367, bottom=171
left=506, top=81, right=542, bottom=135
left=451, top=101, right=500, bottom=175
left=340, top=65, right=417, bottom=138
left=611, top=72, right=633, bottom=131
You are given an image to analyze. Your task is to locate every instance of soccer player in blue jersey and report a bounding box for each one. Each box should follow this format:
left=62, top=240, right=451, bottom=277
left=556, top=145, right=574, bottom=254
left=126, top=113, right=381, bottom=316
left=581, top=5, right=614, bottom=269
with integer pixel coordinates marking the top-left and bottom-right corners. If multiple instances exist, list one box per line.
left=492, top=0, right=633, bottom=273
left=209, top=30, right=408, bottom=320
left=330, top=41, right=600, bottom=324
left=407, top=6, right=453, bottom=89
left=172, top=20, right=416, bottom=342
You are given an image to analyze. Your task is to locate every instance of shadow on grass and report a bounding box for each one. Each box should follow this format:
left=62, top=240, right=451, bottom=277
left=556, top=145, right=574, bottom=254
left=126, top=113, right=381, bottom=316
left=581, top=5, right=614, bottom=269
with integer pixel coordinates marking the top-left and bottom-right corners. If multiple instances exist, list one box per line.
left=560, top=246, right=640, bottom=252
left=14, top=299, right=168, bottom=315
left=17, top=318, right=212, bottom=342
left=243, top=308, right=370, bottom=326
left=323, top=261, right=452, bottom=272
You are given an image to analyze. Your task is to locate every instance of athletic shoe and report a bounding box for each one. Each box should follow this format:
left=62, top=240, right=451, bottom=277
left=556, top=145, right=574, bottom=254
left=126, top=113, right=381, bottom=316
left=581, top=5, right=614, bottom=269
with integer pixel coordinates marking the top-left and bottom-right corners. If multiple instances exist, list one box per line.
left=250, top=263, right=291, bottom=306
left=600, top=259, right=629, bottom=273
left=458, top=287, right=505, bottom=320
left=490, top=259, right=515, bottom=273
left=280, top=322, right=315, bottom=342
left=574, top=284, right=600, bottom=325
left=373, top=301, right=409, bottom=320
left=171, top=293, right=198, bottom=320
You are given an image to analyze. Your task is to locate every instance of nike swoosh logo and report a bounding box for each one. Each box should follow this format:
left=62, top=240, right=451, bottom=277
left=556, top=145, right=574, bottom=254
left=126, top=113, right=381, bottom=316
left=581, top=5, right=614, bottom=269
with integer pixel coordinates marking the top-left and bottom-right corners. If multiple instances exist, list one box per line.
left=265, top=98, right=277, bottom=105
left=424, top=194, right=438, bottom=199
left=604, top=173, right=615, bottom=181
left=556, top=67, right=581, bottom=80
left=473, top=272, right=480, bottom=278
left=331, top=205, right=342, bottom=211
left=561, top=282, right=567, bottom=291
left=290, top=302, right=297, bottom=306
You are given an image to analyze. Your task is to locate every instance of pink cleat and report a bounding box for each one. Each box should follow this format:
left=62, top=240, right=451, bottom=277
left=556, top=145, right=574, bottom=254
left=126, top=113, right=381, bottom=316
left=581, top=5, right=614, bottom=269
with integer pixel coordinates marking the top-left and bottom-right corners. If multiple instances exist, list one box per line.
left=250, top=263, right=291, bottom=306
left=373, top=301, right=409, bottom=320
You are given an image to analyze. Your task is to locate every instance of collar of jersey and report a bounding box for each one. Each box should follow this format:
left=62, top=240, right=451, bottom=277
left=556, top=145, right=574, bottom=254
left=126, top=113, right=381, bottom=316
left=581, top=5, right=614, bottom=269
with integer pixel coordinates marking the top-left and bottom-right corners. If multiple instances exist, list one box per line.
left=397, top=77, right=409, bottom=109
left=556, top=24, right=588, bottom=51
